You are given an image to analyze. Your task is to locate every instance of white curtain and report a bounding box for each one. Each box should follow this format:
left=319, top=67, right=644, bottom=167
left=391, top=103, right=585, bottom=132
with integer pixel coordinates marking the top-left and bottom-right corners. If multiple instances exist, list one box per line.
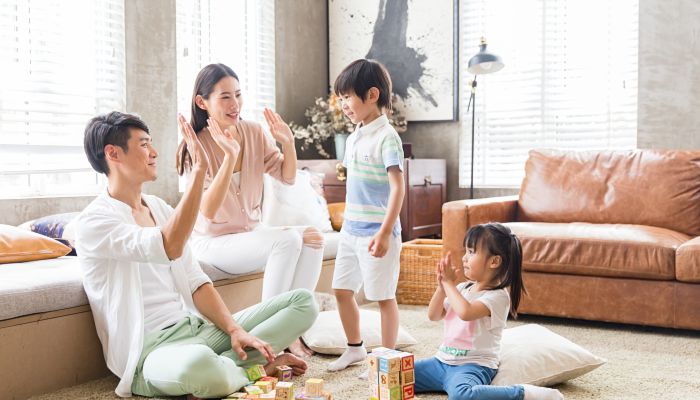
left=459, top=0, right=638, bottom=189
left=0, top=0, right=125, bottom=198
left=176, top=0, right=275, bottom=124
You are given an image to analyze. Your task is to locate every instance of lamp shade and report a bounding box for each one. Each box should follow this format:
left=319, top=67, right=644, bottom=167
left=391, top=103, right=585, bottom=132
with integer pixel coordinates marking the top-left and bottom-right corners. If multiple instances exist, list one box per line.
left=467, top=41, right=504, bottom=75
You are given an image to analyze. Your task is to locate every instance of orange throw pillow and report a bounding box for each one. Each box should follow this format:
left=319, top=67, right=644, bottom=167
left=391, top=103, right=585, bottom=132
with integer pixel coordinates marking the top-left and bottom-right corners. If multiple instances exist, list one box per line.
left=0, top=224, right=71, bottom=264
left=327, top=202, right=345, bottom=232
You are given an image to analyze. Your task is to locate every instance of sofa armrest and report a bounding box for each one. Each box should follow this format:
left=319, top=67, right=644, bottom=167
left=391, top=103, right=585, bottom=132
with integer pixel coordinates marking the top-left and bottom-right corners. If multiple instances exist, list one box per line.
left=442, top=195, right=519, bottom=261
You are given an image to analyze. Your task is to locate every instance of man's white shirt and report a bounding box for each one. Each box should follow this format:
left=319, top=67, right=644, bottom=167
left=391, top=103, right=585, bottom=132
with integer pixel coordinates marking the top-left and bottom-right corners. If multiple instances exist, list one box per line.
left=75, top=190, right=211, bottom=397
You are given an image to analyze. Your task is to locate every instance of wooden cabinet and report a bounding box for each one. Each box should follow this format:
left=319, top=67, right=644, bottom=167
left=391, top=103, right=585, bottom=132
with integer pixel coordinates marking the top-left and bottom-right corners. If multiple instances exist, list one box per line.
left=400, top=158, right=447, bottom=241
left=298, top=158, right=447, bottom=242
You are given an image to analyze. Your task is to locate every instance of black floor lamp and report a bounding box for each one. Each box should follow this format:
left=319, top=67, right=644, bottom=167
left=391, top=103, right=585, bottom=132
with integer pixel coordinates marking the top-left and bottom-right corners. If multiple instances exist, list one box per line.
left=467, top=37, right=504, bottom=198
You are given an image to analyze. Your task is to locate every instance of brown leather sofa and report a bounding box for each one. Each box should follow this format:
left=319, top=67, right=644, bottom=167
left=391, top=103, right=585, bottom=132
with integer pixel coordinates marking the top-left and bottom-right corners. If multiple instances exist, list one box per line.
left=442, top=149, right=700, bottom=330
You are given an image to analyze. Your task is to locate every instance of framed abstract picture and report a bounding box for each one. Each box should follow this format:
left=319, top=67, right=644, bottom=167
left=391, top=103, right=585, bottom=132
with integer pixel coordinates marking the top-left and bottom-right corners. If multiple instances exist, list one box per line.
left=328, top=0, right=458, bottom=122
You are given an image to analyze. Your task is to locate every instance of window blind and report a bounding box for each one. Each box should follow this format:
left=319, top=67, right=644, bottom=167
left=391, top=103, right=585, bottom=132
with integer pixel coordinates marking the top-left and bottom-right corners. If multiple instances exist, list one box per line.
left=176, top=0, right=275, bottom=125
left=0, top=0, right=125, bottom=198
left=459, top=0, right=638, bottom=189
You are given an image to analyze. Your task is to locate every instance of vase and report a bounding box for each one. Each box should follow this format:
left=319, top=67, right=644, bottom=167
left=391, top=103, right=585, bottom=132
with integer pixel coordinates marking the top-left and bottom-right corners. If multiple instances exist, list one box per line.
left=334, top=133, right=349, bottom=160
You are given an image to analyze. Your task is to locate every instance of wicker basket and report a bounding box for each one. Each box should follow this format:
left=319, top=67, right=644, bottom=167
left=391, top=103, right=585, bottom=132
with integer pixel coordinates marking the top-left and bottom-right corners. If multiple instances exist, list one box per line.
left=396, top=239, right=443, bottom=305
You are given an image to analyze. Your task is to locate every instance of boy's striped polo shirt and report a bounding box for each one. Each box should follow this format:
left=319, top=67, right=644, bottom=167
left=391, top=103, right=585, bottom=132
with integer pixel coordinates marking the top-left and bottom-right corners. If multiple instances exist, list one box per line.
left=341, top=114, right=404, bottom=237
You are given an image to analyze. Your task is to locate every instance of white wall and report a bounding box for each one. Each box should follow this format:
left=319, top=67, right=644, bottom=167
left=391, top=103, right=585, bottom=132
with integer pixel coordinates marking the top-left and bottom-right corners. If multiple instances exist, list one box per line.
left=1, top=0, right=698, bottom=226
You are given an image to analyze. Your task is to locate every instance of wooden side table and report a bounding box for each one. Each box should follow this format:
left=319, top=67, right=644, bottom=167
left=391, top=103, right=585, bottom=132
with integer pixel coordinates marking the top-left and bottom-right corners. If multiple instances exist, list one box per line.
left=400, top=158, right=447, bottom=242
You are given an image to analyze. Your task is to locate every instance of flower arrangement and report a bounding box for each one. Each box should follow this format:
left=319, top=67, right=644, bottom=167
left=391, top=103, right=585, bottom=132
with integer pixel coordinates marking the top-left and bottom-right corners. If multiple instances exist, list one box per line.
left=291, top=93, right=408, bottom=158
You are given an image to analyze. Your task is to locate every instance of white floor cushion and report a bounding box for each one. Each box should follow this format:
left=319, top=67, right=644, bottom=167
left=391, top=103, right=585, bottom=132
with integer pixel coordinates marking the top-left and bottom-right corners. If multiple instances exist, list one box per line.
left=493, top=324, right=606, bottom=386
left=302, top=309, right=418, bottom=355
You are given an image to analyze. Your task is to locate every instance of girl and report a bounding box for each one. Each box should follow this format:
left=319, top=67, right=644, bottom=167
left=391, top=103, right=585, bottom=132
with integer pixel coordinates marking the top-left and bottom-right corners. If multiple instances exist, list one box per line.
left=414, top=222, right=563, bottom=400
left=176, top=63, right=323, bottom=357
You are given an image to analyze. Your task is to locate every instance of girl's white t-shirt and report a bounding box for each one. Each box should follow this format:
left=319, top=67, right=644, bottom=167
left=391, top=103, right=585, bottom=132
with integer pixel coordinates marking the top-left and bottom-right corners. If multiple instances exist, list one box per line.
left=436, top=282, right=510, bottom=369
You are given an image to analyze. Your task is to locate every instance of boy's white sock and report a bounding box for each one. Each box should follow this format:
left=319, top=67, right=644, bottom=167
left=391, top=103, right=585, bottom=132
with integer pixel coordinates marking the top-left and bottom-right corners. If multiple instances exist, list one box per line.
left=522, top=384, right=564, bottom=400
left=327, top=344, right=367, bottom=371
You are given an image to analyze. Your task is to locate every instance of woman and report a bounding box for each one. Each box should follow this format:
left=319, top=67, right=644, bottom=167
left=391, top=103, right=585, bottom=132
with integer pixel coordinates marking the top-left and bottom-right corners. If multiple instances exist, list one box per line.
left=177, top=63, right=323, bottom=357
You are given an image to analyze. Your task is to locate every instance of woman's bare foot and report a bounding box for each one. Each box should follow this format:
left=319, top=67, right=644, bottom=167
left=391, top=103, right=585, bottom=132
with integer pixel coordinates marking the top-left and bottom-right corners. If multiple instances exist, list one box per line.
left=264, top=352, right=308, bottom=376
left=287, top=337, right=314, bottom=358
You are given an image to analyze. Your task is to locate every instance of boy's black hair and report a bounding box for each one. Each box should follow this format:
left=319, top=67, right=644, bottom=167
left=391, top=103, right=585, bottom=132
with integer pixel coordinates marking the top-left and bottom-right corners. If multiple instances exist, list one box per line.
left=83, top=111, right=150, bottom=176
left=464, top=222, right=526, bottom=318
left=334, top=59, right=393, bottom=111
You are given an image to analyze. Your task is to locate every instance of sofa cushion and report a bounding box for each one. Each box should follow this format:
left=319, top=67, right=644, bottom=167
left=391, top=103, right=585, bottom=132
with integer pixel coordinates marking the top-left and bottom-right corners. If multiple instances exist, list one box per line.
left=0, top=256, right=86, bottom=321
left=676, top=236, right=700, bottom=283
left=518, top=149, right=700, bottom=236
left=0, top=231, right=342, bottom=321
left=506, top=222, right=690, bottom=280
left=0, top=224, right=72, bottom=264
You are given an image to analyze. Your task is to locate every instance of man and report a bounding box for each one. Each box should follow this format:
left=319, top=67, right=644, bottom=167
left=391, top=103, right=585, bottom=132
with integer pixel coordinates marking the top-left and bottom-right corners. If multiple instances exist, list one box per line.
left=76, top=111, right=316, bottom=398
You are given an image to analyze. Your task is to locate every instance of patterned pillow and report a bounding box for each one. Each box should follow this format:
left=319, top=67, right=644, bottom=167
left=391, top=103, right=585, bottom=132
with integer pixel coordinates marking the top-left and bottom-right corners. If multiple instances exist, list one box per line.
left=24, top=212, right=79, bottom=256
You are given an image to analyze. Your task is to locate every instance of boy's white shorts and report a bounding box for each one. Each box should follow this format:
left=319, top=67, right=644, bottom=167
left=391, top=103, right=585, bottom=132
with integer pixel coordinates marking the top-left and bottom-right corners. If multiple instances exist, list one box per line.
left=331, top=231, right=402, bottom=301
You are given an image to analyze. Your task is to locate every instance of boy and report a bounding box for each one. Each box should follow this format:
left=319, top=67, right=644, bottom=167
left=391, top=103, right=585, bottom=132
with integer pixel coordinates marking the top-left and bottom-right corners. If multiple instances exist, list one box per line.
left=328, top=59, right=405, bottom=371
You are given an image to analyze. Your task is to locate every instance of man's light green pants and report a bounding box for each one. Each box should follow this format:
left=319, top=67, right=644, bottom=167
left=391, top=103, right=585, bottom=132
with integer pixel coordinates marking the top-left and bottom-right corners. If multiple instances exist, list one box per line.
left=131, top=288, right=318, bottom=398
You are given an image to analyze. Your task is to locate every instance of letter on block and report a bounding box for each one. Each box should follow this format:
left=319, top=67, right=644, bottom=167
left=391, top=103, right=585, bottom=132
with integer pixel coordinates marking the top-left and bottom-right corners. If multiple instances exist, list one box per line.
left=399, top=352, right=415, bottom=371
left=402, top=383, right=415, bottom=399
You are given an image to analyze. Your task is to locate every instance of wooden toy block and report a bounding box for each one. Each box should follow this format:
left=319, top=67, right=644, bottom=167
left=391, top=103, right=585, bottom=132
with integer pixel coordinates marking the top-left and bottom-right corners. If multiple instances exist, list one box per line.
left=276, top=365, right=294, bottom=381
left=371, top=346, right=395, bottom=354
left=260, top=392, right=276, bottom=399
left=260, top=376, right=279, bottom=389
left=275, top=381, right=294, bottom=400
left=304, top=378, right=324, bottom=396
left=400, top=369, right=415, bottom=385
left=246, top=364, right=267, bottom=381
left=225, top=393, right=247, bottom=399
left=379, top=385, right=402, bottom=400
left=370, top=381, right=379, bottom=400
left=244, top=385, right=264, bottom=395
left=378, top=353, right=402, bottom=373
left=255, top=380, right=273, bottom=393
left=397, top=352, right=415, bottom=371
left=378, top=371, right=400, bottom=388
left=402, top=383, right=415, bottom=399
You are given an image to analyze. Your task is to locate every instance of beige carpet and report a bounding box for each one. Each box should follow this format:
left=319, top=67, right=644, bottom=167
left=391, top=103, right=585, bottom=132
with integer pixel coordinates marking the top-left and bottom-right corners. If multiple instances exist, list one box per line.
left=29, top=304, right=700, bottom=400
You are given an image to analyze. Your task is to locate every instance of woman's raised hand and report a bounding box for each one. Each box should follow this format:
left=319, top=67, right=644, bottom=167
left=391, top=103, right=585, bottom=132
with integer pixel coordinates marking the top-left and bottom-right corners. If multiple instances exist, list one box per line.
left=263, top=108, right=294, bottom=148
left=178, top=113, right=209, bottom=174
left=208, top=118, right=241, bottom=159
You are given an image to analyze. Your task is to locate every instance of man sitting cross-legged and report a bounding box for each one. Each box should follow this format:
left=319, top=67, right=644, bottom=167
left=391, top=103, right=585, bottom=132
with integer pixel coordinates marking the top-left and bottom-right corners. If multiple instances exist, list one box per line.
left=75, top=111, right=317, bottom=398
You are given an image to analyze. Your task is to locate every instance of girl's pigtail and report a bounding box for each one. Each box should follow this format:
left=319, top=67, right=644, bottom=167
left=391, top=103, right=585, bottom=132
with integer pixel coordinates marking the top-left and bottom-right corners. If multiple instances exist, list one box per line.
left=507, top=233, right=525, bottom=318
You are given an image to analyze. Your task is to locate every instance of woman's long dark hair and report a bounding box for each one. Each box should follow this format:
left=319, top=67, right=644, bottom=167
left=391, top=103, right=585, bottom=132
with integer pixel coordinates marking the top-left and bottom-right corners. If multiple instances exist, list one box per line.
left=464, top=222, right=526, bottom=318
left=176, top=63, right=239, bottom=175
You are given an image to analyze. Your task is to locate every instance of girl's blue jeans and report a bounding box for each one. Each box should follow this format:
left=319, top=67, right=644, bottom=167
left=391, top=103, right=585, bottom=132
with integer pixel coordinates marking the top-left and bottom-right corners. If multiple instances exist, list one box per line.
left=414, top=357, right=525, bottom=400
